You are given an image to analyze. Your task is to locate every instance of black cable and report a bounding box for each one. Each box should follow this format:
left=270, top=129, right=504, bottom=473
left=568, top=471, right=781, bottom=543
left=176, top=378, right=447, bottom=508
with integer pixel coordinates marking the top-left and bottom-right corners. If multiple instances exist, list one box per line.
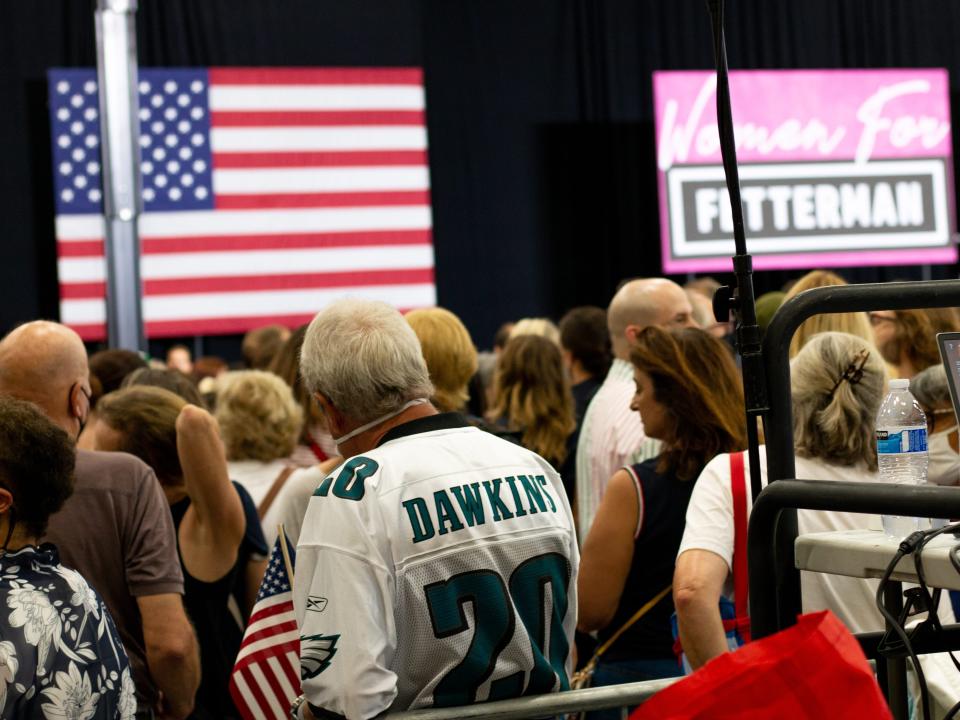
left=876, top=525, right=960, bottom=720
left=877, top=531, right=931, bottom=720
left=914, top=525, right=960, bottom=685
left=946, top=697, right=960, bottom=720
left=950, top=543, right=960, bottom=581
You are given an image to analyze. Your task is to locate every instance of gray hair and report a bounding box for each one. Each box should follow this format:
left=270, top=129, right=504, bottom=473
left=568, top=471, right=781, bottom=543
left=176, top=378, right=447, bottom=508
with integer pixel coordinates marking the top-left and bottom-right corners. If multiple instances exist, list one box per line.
left=911, top=364, right=952, bottom=410
left=791, top=332, right=886, bottom=471
left=300, top=299, right=434, bottom=423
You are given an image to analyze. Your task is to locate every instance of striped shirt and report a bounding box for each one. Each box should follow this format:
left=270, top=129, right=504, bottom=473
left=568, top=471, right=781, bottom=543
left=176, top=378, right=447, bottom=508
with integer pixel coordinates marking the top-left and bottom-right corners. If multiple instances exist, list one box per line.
left=575, top=358, right=660, bottom=543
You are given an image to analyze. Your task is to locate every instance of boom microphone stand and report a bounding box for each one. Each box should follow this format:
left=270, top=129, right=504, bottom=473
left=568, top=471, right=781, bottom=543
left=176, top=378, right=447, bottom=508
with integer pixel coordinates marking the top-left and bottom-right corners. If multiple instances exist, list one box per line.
left=705, top=0, right=768, bottom=503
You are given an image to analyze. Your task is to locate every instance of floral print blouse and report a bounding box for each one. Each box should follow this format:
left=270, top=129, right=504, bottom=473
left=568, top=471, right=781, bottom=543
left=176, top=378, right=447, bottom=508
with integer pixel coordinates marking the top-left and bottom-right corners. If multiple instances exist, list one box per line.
left=0, top=544, right=135, bottom=719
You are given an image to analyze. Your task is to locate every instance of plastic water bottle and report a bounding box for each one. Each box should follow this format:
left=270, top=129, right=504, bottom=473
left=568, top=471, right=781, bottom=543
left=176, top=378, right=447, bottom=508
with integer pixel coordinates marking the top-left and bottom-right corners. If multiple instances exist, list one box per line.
left=876, top=378, right=929, bottom=537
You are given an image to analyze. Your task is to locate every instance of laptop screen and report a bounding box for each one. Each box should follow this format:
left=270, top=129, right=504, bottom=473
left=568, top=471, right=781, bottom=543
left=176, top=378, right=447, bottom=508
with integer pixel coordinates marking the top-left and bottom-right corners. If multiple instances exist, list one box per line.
left=936, top=332, right=960, bottom=423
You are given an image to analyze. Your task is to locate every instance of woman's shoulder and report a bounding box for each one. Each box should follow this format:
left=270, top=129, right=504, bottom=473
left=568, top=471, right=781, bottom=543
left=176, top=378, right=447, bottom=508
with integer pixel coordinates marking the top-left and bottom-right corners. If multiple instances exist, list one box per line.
left=796, top=455, right=878, bottom=482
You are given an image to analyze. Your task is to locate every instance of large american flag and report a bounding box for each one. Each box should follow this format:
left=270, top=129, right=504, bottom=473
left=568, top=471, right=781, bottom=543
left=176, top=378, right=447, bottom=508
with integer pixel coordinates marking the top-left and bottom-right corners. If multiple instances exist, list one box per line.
left=48, top=67, right=435, bottom=341
left=230, top=532, right=300, bottom=720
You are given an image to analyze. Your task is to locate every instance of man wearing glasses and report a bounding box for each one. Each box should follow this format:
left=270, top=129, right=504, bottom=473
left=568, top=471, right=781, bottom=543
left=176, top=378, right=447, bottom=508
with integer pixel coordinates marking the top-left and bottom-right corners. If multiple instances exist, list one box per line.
left=869, top=309, right=941, bottom=379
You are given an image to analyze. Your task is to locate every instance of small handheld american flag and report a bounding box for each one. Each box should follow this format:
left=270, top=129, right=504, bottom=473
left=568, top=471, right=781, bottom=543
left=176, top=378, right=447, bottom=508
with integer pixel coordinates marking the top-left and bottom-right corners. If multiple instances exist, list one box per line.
left=230, top=528, right=300, bottom=720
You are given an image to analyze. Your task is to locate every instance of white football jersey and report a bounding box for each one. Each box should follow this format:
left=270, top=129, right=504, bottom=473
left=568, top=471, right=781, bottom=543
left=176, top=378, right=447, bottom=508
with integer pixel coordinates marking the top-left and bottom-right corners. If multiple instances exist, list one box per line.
left=293, top=415, right=579, bottom=720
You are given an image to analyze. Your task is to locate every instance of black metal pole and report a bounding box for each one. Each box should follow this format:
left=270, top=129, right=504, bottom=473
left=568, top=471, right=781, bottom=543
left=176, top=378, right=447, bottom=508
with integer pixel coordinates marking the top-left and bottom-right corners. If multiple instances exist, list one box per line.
left=747, top=478, right=960, bottom=638
left=883, top=582, right=909, bottom=720
left=705, top=0, right=768, bottom=504
left=764, top=280, right=960, bottom=484
left=759, top=279, right=960, bottom=631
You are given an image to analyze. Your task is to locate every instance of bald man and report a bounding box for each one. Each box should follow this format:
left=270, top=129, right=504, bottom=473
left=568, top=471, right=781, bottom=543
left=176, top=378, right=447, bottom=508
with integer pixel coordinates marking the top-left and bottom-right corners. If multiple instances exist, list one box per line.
left=0, top=322, right=200, bottom=719
left=574, top=279, right=697, bottom=542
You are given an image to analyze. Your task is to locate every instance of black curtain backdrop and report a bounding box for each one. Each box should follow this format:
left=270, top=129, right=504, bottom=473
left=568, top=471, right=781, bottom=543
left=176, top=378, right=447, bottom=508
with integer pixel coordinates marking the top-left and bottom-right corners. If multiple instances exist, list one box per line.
left=2, top=1, right=959, bottom=359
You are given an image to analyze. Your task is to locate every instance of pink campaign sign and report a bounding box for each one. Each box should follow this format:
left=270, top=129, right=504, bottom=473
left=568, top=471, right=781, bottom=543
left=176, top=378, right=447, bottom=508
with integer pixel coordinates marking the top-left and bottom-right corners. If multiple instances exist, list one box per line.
left=652, top=69, right=956, bottom=273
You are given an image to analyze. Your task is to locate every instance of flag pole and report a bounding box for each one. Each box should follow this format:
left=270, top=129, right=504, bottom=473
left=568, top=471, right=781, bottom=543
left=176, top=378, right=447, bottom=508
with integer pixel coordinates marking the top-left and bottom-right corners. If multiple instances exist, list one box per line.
left=278, top=525, right=295, bottom=583
left=94, top=0, right=145, bottom=351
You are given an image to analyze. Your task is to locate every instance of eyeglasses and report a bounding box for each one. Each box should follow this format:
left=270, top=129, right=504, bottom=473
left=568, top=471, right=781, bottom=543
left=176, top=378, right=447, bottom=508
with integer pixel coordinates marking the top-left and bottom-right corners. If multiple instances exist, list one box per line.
left=828, top=349, right=870, bottom=398
left=926, top=408, right=956, bottom=433
left=74, top=383, right=92, bottom=404
left=868, top=312, right=898, bottom=327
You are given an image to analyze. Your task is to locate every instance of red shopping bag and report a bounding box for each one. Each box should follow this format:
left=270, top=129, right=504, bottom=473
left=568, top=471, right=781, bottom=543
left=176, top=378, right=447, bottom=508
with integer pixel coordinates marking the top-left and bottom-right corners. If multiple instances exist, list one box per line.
left=630, top=610, right=891, bottom=720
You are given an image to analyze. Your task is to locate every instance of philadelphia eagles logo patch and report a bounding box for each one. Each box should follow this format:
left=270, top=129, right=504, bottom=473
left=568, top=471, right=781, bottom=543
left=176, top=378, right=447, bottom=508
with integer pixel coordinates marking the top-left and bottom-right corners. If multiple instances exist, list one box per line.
left=300, top=633, right=340, bottom=679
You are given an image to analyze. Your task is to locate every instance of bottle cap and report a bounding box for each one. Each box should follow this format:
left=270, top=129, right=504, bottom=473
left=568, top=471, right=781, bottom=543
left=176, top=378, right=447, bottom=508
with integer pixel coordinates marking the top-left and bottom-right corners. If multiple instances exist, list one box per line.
left=889, top=378, right=910, bottom=390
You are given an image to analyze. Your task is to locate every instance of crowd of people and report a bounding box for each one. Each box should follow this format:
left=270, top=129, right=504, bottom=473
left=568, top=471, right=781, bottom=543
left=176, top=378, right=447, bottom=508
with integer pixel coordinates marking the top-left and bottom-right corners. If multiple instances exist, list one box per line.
left=0, top=271, right=957, bottom=718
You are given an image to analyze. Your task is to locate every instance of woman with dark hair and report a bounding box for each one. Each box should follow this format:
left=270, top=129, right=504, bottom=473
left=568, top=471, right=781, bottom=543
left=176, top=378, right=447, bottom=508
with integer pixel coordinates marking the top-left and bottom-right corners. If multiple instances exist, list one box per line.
left=577, top=327, right=746, bottom=707
left=487, top=334, right=576, bottom=470
left=121, top=366, right=206, bottom=407
left=870, top=307, right=941, bottom=378
left=0, top=396, right=135, bottom=717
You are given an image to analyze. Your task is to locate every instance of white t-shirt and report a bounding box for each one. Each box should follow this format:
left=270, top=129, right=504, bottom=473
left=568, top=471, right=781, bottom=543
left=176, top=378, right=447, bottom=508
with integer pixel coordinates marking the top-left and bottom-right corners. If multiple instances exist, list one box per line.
left=678, top=446, right=888, bottom=634
left=271, top=464, right=325, bottom=547
left=294, top=415, right=579, bottom=720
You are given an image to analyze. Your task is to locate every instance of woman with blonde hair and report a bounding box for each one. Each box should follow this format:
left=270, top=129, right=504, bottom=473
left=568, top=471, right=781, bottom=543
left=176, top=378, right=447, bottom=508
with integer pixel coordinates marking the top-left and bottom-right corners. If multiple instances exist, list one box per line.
left=405, top=307, right=478, bottom=413
left=488, top=334, right=576, bottom=469
left=784, top=270, right=873, bottom=357
left=214, top=370, right=310, bottom=545
left=509, top=316, right=561, bottom=346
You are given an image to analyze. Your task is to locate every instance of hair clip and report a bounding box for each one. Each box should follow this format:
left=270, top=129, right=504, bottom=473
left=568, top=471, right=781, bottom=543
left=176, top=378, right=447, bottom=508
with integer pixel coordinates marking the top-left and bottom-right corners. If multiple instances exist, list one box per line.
left=828, top=348, right=870, bottom=398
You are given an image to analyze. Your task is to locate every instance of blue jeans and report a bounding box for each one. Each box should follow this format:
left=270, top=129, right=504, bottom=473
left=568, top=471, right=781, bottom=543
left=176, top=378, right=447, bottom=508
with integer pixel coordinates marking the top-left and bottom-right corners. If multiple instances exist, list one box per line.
left=584, top=657, right=682, bottom=720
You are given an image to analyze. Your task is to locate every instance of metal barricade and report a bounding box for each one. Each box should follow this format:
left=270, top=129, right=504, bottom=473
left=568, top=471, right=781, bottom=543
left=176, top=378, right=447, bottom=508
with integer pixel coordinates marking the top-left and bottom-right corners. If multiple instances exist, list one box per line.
left=386, top=678, right=679, bottom=720
left=758, top=278, right=960, bottom=634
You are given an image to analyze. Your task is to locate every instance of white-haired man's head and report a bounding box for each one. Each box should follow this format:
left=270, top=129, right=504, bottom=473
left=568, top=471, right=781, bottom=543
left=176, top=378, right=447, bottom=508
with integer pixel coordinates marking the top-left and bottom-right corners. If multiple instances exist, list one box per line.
left=300, top=299, right=434, bottom=427
left=607, top=278, right=696, bottom=359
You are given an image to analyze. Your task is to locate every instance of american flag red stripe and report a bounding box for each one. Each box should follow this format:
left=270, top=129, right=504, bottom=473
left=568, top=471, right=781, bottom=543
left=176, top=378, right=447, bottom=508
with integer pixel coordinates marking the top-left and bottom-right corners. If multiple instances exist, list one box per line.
left=210, top=110, right=426, bottom=126
left=237, top=665, right=280, bottom=719
left=239, top=621, right=299, bottom=649
left=51, top=66, right=435, bottom=341
left=230, top=535, right=301, bottom=720
left=212, top=149, right=428, bottom=168
left=215, top=189, right=430, bottom=210
left=57, top=229, right=432, bottom=258
left=208, top=67, right=423, bottom=84
left=60, top=267, right=435, bottom=299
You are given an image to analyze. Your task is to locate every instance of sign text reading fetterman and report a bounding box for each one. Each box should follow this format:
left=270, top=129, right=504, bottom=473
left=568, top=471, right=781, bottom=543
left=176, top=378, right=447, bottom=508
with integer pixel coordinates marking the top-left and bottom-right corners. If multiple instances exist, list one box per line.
left=653, top=70, right=956, bottom=273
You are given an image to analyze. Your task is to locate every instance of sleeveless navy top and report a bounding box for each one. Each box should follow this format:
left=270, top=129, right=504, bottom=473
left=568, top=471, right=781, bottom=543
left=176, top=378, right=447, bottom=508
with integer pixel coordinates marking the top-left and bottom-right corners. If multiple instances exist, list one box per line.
left=170, top=481, right=268, bottom=719
left=596, top=456, right=698, bottom=661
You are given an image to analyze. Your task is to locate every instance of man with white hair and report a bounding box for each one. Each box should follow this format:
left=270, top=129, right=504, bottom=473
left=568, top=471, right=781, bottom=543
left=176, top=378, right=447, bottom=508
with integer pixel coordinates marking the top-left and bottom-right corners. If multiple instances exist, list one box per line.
left=575, top=278, right=697, bottom=541
left=292, top=299, right=579, bottom=720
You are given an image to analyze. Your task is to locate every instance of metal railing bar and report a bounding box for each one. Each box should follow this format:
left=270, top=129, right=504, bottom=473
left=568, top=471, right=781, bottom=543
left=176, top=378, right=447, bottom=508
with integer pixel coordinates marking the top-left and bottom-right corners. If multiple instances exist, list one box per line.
left=386, top=678, right=679, bottom=720
left=747, top=478, right=960, bottom=638
left=758, top=279, right=960, bottom=633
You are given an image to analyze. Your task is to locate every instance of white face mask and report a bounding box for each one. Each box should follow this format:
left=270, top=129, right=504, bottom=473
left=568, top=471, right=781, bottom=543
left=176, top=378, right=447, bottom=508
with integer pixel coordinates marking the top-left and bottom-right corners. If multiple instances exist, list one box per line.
left=927, top=430, right=960, bottom=486
left=332, top=398, right=428, bottom=447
